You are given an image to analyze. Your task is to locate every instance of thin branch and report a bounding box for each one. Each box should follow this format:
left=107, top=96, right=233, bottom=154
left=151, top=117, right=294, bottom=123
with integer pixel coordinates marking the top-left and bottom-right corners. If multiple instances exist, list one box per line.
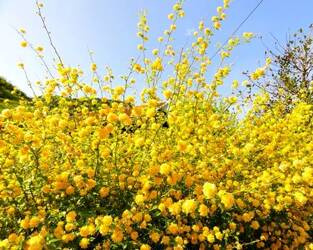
left=35, top=0, right=64, bottom=67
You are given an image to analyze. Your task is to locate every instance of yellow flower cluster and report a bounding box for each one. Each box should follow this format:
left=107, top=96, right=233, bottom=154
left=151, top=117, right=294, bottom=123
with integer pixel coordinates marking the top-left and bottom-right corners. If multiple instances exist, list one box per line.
left=1, top=0, right=312, bottom=249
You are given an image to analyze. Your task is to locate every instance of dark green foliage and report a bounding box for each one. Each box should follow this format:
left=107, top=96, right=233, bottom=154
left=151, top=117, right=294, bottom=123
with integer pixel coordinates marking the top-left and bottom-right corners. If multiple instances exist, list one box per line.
left=266, top=25, right=313, bottom=111
left=0, top=76, right=29, bottom=100
left=0, top=76, right=30, bottom=111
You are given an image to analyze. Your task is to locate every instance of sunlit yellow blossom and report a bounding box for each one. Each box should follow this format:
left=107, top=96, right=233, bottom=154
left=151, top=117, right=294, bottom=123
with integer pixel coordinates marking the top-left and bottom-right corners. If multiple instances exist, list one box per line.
left=219, top=192, right=235, bottom=209
left=151, top=57, right=163, bottom=71
left=79, top=238, right=89, bottom=249
left=66, top=211, right=77, bottom=223
left=135, top=194, right=145, bottom=205
left=20, top=41, right=28, bottom=47
left=203, top=182, right=217, bottom=199
left=90, top=63, right=97, bottom=72
left=111, top=229, right=124, bottom=243
left=160, top=163, right=171, bottom=175
left=182, top=199, right=197, bottom=215
left=140, top=244, right=151, bottom=250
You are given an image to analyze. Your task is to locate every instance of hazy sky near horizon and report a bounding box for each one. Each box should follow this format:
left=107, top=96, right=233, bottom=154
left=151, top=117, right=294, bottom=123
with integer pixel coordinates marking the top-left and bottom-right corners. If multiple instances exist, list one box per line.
left=0, top=0, right=312, bottom=97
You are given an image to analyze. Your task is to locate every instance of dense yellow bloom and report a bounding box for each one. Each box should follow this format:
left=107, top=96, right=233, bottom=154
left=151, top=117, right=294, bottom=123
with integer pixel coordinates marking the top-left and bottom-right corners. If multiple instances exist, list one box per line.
left=26, top=236, right=44, bottom=250
left=294, top=192, right=308, bottom=206
left=135, top=137, right=145, bottom=147
left=107, top=112, right=118, bottom=123
left=0, top=1, right=312, bottom=249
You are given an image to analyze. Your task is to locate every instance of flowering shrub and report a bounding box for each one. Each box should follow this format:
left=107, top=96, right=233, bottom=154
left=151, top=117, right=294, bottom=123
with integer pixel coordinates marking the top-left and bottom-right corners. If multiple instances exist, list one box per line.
left=0, top=0, right=312, bottom=249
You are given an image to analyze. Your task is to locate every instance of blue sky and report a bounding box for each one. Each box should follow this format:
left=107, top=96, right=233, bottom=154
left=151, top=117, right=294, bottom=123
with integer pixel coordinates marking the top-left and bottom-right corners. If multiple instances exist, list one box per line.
left=0, top=0, right=312, bottom=97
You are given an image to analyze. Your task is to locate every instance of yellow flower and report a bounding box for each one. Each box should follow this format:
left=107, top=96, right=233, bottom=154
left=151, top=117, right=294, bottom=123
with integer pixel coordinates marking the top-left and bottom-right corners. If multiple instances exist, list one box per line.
left=129, top=231, right=138, bottom=240
left=199, top=204, right=209, bottom=217
left=19, top=28, right=26, bottom=34
left=17, top=62, right=25, bottom=69
left=251, top=220, right=260, bottom=230
left=29, top=216, right=40, bottom=228
left=203, top=182, right=217, bottom=199
left=66, top=185, right=75, bottom=195
left=135, top=194, right=145, bottom=205
left=102, top=215, right=113, bottom=226
left=99, top=187, right=110, bottom=198
left=207, top=233, right=215, bottom=243
left=167, top=223, right=179, bottom=235
left=213, top=21, right=221, bottom=30
left=242, top=211, right=254, bottom=222
left=294, top=191, right=307, bottom=206
left=169, top=202, right=181, bottom=216
left=242, top=32, right=254, bottom=41
left=182, top=199, right=197, bottom=215
left=151, top=57, right=163, bottom=71
left=27, top=235, right=44, bottom=250
left=90, top=63, right=97, bottom=72
left=160, top=163, right=171, bottom=175
left=135, top=137, right=145, bottom=147
left=140, top=244, right=151, bottom=250
left=79, top=238, right=89, bottom=249
left=20, top=217, right=30, bottom=229
left=119, top=113, right=132, bottom=126
left=163, top=89, right=172, bottom=99
left=152, top=49, right=159, bottom=55
left=99, top=225, right=110, bottom=235
left=137, top=44, right=144, bottom=50
left=146, top=107, right=156, bottom=118
left=20, top=41, right=28, bottom=48
left=168, top=13, right=175, bottom=20
left=107, top=112, right=118, bottom=123
left=133, top=63, right=144, bottom=73
left=219, top=191, right=235, bottom=209
left=62, top=233, right=75, bottom=243
left=150, top=232, right=161, bottom=243
left=66, top=211, right=77, bottom=223
left=79, top=226, right=90, bottom=237
left=215, top=231, right=223, bottom=240
left=111, top=229, right=124, bottom=243
left=36, top=46, right=44, bottom=52
left=250, top=67, right=265, bottom=80
left=113, top=86, right=124, bottom=96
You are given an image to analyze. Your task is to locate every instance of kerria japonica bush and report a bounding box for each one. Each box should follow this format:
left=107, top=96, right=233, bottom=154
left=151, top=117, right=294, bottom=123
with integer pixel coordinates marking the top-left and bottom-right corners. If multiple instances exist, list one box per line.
left=0, top=0, right=312, bottom=249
